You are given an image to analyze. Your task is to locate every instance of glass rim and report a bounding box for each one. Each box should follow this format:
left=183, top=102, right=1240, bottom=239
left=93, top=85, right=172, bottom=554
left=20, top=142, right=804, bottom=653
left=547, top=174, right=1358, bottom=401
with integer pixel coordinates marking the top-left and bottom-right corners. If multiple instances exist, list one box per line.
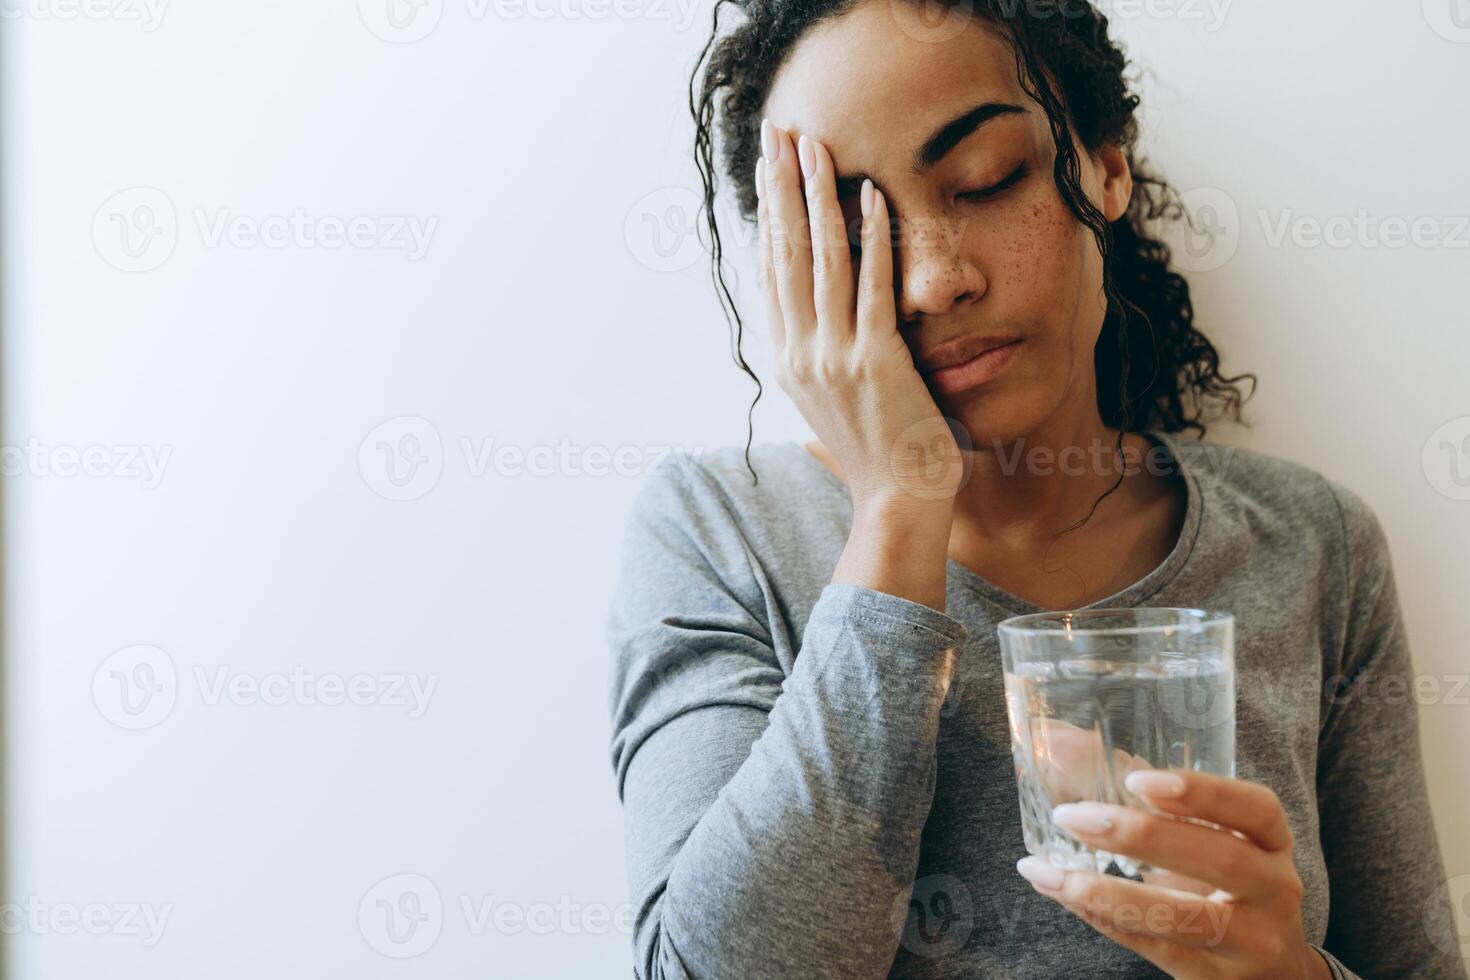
left=996, top=606, right=1234, bottom=638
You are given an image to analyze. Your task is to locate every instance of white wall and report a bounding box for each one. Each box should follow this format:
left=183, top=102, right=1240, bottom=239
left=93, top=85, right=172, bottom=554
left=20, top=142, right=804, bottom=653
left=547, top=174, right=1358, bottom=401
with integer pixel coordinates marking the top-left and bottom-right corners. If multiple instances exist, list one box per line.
left=1121, top=13, right=1470, bottom=973
left=2, top=0, right=1465, bottom=976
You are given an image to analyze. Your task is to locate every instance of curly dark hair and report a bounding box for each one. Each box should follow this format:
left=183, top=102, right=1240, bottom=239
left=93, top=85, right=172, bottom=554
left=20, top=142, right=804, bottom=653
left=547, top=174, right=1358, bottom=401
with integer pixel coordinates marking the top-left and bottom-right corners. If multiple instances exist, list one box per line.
left=688, top=0, right=1256, bottom=531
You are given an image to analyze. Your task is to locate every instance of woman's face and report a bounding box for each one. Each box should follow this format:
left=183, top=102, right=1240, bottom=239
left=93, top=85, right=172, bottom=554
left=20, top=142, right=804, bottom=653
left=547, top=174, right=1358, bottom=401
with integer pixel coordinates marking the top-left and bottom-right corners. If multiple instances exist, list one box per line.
left=761, top=0, right=1133, bottom=444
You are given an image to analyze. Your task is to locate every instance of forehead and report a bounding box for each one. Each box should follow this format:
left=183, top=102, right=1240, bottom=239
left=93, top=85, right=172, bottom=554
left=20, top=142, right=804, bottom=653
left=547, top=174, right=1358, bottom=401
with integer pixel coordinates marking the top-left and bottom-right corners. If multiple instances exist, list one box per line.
left=763, top=1, right=1033, bottom=154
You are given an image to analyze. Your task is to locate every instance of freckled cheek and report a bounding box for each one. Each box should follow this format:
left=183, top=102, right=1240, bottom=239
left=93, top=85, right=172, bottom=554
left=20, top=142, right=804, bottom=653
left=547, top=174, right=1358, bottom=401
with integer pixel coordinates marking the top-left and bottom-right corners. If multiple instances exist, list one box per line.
left=966, top=199, right=1080, bottom=316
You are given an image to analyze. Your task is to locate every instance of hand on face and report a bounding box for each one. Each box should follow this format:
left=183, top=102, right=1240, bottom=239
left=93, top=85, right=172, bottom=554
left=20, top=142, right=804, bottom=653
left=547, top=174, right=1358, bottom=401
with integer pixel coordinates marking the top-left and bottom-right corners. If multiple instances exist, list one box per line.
left=757, top=119, right=963, bottom=511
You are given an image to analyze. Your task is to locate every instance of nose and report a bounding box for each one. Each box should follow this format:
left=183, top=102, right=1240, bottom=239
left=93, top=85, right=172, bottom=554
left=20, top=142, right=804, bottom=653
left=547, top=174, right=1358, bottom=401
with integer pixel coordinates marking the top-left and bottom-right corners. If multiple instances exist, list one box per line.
left=894, top=210, right=987, bottom=325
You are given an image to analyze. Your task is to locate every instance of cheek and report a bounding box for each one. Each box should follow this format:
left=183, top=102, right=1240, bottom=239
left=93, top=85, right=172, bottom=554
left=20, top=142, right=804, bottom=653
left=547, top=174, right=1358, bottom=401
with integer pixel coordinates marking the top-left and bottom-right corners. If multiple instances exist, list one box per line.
left=978, top=191, right=1088, bottom=317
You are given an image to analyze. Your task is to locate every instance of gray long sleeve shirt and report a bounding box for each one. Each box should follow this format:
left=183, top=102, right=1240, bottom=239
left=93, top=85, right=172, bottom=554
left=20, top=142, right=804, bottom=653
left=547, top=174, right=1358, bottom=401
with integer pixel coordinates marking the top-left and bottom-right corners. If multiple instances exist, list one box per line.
left=606, top=428, right=1466, bottom=979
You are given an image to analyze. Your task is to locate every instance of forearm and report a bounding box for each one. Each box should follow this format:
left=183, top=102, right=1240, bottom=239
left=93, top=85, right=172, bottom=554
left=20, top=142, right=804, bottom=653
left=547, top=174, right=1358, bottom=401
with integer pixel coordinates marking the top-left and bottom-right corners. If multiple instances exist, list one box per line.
left=626, top=583, right=968, bottom=979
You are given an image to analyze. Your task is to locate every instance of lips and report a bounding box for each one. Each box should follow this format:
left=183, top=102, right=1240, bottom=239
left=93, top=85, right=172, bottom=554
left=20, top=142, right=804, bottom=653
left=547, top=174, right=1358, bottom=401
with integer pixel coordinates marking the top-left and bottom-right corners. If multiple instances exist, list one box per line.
left=917, top=334, right=1025, bottom=375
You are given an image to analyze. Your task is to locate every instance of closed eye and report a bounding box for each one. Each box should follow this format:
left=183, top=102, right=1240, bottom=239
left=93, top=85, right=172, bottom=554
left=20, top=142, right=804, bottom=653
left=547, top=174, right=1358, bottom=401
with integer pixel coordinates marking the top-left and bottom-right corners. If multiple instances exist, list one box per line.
left=958, top=163, right=1027, bottom=203
left=844, top=163, right=1027, bottom=257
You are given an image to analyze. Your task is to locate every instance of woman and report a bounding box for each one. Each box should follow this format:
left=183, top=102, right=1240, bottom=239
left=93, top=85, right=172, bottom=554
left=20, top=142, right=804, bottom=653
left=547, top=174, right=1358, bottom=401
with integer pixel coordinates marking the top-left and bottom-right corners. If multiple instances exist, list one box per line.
left=607, top=1, right=1464, bottom=977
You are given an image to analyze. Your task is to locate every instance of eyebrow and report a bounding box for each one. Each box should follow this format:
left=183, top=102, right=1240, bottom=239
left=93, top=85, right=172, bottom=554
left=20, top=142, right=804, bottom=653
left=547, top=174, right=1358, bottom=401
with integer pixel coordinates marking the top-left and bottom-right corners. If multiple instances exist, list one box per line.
left=832, top=100, right=1026, bottom=200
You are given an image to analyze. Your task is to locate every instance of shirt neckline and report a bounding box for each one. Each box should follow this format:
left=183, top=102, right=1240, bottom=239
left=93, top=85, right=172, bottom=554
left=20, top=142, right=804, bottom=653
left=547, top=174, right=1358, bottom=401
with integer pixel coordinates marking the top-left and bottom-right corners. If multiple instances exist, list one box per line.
left=786, top=428, right=1204, bottom=614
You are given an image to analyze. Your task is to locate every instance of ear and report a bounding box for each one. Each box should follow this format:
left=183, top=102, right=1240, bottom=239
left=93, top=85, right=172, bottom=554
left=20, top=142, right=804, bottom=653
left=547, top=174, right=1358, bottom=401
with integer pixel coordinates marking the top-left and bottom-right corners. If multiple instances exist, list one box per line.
left=1092, top=144, right=1133, bottom=223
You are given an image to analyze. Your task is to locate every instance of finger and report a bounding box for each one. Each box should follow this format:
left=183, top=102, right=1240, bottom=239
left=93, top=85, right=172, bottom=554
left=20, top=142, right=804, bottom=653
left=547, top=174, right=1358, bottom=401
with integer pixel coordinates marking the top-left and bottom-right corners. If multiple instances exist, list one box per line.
left=1050, top=800, right=1276, bottom=901
left=797, top=135, right=854, bottom=342
left=1124, top=769, right=1294, bottom=854
left=1140, top=867, right=1215, bottom=897
left=855, top=180, right=896, bottom=343
left=755, top=156, right=786, bottom=355
left=1018, top=859, right=1237, bottom=954
left=761, top=119, right=816, bottom=343
left=1114, top=747, right=1155, bottom=779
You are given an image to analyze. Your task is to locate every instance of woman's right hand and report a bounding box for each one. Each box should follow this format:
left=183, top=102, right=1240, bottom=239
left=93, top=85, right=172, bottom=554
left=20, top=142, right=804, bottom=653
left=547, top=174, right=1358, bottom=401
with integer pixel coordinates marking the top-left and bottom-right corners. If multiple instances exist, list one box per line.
left=756, top=118, right=964, bottom=514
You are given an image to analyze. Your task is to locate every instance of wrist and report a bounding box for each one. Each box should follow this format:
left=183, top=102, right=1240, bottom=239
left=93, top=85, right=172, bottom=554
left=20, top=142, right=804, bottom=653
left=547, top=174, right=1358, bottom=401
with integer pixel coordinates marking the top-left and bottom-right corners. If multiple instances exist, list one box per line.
left=835, top=496, right=954, bottom=611
left=851, top=490, right=955, bottom=528
left=850, top=494, right=954, bottom=561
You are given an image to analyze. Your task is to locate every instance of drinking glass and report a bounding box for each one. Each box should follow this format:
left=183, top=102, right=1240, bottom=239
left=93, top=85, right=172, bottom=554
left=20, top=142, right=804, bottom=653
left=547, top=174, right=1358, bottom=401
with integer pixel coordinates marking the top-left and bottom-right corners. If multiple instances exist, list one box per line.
left=997, top=607, right=1236, bottom=876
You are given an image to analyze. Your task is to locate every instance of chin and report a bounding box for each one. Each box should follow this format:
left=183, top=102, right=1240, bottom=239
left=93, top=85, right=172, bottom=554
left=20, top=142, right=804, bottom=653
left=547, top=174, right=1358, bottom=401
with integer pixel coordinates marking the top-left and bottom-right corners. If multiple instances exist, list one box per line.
left=942, top=399, right=1036, bottom=454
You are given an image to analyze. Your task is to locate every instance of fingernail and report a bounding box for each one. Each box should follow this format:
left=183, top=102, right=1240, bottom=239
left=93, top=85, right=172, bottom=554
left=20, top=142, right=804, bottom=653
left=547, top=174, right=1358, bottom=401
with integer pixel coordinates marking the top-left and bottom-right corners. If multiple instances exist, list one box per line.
left=797, top=134, right=816, bottom=179
left=1125, top=769, right=1186, bottom=798
left=755, top=157, right=764, bottom=201
left=1052, top=802, right=1116, bottom=835
left=760, top=117, right=778, bottom=162
left=860, top=177, right=873, bottom=218
left=1016, top=856, right=1066, bottom=891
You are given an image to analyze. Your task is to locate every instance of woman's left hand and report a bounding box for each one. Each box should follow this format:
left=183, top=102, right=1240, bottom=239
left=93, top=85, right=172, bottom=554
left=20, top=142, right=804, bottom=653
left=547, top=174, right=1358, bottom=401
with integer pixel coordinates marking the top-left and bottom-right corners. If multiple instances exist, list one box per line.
left=1015, top=769, right=1332, bottom=980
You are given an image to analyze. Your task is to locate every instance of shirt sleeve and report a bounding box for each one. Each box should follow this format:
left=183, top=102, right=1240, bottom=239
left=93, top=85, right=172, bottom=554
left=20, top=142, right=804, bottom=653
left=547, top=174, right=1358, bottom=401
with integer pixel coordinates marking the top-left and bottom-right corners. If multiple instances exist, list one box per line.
left=606, top=450, right=970, bottom=980
left=1313, top=481, right=1466, bottom=979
